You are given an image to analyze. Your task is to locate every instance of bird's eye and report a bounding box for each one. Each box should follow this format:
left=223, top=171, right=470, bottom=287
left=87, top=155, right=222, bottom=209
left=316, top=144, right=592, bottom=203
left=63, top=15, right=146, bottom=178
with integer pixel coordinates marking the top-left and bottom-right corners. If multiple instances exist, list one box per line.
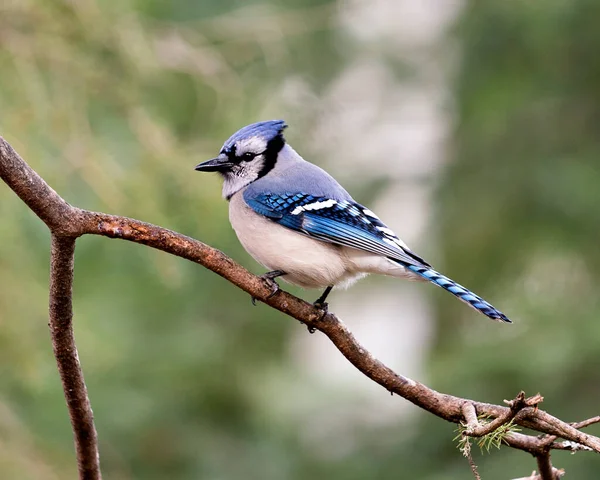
left=241, top=152, right=256, bottom=161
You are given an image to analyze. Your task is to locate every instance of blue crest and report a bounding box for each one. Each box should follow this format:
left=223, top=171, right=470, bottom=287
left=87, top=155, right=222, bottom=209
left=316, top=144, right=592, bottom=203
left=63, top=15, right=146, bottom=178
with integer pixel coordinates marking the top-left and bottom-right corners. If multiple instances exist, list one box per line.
left=221, top=120, right=287, bottom=153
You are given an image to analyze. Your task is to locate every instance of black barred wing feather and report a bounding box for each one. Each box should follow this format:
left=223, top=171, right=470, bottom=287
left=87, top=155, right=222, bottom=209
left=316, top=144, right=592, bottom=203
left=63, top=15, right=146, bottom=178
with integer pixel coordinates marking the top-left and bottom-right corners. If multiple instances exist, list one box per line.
left=243, top=192, right=430, bottom=269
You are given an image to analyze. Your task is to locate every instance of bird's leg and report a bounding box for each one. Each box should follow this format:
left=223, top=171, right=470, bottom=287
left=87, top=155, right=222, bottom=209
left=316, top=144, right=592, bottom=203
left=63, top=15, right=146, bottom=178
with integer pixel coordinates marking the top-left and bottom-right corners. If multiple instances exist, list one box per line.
left=251, top=270, right=286, bottom=305
left=313, top=285, right=333, bottom=311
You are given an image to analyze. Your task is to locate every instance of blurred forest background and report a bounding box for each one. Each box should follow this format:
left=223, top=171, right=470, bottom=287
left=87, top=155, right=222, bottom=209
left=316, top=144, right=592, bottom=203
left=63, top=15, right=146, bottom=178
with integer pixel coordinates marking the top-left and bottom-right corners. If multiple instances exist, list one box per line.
left=1, top=0, right=599, bottom=479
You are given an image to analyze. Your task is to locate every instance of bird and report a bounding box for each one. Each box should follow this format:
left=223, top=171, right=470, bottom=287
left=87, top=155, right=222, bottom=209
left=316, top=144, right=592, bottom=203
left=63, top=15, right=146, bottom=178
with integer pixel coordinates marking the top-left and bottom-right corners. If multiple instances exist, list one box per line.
left=195, top=120, right=511, bottom=323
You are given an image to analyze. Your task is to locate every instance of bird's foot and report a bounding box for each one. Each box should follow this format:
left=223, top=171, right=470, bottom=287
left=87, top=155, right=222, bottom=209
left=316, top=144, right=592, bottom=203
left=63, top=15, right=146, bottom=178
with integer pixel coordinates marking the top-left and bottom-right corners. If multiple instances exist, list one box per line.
left=305, top=298, right=330, bottom=333
left=312, top=286, right=333, bottom=312
left=251, top=270, right=285, bottom=305
left=261, top=270, right=284, bottom=298
left=312, top=300, right=328, bottom=313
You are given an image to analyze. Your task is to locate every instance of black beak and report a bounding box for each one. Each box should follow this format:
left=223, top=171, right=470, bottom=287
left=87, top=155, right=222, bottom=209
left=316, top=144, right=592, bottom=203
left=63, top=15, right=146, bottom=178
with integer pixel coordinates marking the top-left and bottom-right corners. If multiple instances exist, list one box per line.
left=194, top=156, right=232, bottom=172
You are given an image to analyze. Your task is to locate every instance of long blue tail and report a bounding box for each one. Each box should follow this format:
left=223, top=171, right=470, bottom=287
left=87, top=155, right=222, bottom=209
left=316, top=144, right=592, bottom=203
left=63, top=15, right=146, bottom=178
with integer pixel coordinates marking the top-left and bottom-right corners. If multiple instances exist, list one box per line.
left=406, top=265, right=511, bottom=323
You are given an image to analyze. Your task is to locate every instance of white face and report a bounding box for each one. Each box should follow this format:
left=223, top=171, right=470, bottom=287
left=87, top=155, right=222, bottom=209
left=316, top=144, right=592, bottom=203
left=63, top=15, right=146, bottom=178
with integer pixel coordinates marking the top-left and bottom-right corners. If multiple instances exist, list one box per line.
left=221, top=135, right=270, bottom=199
left=236, top=136, right=267, bottom=156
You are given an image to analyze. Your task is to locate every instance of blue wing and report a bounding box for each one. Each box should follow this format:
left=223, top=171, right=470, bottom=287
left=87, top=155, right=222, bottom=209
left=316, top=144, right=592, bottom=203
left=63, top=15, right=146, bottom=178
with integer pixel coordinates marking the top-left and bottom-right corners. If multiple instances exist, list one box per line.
left=243, top=191, right=511, bottom=323
left=243, top=191, right=430, bottom=268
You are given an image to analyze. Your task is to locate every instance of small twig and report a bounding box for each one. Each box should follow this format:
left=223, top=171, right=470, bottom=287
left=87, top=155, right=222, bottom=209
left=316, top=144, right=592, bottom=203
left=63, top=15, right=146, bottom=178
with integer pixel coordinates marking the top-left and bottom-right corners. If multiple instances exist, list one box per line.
left=462, top=392, right=539, bottom=438
left=462, top=403, right=478, bottom=429
left=571, top=416, right=600, bottom=430
left=456, top=410, right=481, bottom=480
left=527, top=409, right=600, bottom=451
left=540, top=414, right=600, bottom=450
left=466, top=446, right=481, bottom=480
left=49, top=235, right=101, bottom=479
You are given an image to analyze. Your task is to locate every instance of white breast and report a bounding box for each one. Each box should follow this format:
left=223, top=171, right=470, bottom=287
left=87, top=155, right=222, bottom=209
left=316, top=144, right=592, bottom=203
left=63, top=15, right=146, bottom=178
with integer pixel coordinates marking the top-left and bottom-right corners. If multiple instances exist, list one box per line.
left=229, top=192, right=357, bottom=289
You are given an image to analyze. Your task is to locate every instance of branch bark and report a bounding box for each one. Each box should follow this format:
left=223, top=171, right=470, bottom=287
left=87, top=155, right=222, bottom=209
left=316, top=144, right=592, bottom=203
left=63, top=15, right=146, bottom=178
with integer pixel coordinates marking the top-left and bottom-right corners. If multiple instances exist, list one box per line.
left=536, top=453, right=558, bottom=480
left=461, top=392, right=543, bottom=438
left=1, top=135, right=599, bottom=478
left=49, top=235, right=101, bottom=479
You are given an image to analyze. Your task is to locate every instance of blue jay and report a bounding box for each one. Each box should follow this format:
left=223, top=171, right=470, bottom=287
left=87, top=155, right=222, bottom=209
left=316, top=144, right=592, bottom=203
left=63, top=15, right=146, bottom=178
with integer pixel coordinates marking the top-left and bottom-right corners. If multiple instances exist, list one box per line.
left=195, top=120, right=510, bottom=323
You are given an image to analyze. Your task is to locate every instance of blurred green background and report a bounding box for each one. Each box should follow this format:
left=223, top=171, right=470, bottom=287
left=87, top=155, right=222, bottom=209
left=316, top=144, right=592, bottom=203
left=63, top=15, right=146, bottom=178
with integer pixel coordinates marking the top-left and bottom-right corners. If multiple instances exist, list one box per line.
left=1, top=0, right=599, bottom=478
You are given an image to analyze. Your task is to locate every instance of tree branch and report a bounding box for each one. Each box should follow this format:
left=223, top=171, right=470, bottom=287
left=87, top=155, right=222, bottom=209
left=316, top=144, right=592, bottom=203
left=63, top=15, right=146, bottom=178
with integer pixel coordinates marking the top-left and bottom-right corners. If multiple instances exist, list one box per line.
left=461, top=392, right=542, bottom=438
left=572, top=416, right=600, bottom=430
left=49, top=235, right=101, bottom=479
left=1, top=135, right=599, bottom=478
left=535, top=452, right=562, bottom=480
left=0, top=137, right=80, bottom=235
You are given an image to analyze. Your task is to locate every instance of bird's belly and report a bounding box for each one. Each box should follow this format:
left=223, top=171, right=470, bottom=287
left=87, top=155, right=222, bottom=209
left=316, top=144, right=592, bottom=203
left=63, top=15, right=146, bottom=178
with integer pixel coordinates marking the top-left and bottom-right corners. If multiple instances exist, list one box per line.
left=229, top=194, right=351, bottom=288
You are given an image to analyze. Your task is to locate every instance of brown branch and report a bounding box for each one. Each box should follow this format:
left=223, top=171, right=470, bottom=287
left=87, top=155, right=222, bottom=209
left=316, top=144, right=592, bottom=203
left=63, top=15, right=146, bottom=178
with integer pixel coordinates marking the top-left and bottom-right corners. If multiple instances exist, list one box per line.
left=571, top=416, right=600, bottom=430
left=49, top=235, right=101, bottom=479
left=1, top=134, right=599, bottom=479
left=461, top=392, right=542, bottom=438
left=0, top=137, right=81, bottom=235
left=535, top=453, right=562, bottom=480
left=539, top=414, right=600, bottom=452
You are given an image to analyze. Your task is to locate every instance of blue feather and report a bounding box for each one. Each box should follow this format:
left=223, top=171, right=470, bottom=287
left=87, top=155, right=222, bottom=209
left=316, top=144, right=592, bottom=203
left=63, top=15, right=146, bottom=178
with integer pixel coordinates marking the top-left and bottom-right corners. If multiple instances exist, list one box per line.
left=406, top=265, right=511, bottom=323
left=222, top=120, right=287, bottom=154
left=243, top=192, right=428, bottom=268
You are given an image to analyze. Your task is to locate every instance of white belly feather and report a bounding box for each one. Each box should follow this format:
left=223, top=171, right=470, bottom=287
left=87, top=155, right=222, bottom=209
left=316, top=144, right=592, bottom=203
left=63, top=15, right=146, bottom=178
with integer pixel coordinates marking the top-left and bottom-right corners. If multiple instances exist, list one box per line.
left=228, top=192, right=421, bottom=289
left=229, top=193, right=353, bottom=288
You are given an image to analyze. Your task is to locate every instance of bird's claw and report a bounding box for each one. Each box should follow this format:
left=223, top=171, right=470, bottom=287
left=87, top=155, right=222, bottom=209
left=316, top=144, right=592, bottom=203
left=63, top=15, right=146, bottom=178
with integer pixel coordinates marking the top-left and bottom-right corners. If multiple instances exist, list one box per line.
left=307, top=301, right=329, bottom=329
left=312, top=301, right=328, bottom=313
left=262, top=276, right=280, bottom=298
left=251, top=271, right=283, bottom=306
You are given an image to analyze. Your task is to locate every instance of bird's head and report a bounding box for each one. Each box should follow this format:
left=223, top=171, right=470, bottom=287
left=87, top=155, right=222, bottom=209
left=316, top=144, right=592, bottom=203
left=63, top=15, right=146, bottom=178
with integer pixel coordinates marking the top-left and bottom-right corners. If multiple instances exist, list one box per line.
left=195, top=120, right=287, bottom=199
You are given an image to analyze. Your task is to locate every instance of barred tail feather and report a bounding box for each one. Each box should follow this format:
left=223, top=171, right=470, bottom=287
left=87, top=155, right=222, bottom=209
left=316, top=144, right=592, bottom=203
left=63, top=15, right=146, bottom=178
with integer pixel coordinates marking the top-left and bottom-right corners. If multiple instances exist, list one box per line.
left=406, top=265, right=511, bottom=323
